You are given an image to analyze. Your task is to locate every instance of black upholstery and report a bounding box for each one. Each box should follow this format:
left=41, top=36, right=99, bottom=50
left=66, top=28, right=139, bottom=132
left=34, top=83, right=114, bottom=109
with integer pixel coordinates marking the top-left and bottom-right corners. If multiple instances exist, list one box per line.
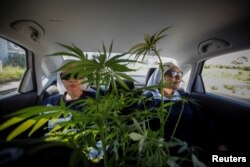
left=38, top=84, right=59, bottom=105
left=0, top=139, right=87, bottom=167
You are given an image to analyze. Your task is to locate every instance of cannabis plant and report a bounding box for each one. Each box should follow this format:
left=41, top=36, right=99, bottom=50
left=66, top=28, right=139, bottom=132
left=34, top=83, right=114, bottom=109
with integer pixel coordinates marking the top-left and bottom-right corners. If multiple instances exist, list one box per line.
left=0, top=28, right=205, bottom=167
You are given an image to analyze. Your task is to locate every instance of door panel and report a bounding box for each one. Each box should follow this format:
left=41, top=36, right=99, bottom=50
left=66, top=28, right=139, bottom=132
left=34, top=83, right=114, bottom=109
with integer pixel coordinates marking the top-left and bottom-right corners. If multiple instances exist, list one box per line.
left=0, top=91, right=37, bottom=116
left=190, top=92, right=250, bottom=153
left=0, top=91, right=38, bottom=139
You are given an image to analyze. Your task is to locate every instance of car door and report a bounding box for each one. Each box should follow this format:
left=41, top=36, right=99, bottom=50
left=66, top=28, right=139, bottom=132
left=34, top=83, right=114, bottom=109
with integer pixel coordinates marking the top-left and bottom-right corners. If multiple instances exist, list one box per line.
left=0, top=37, right=38, bottom=138
left=190, top=50, right=250, bottom=155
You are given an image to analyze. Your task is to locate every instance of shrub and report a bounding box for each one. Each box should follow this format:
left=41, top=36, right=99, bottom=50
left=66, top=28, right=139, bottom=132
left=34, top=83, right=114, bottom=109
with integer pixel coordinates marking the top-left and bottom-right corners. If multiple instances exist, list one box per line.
left=4, top=53, right=26, bottom=68
left=0, top=65, right=24, bottom=83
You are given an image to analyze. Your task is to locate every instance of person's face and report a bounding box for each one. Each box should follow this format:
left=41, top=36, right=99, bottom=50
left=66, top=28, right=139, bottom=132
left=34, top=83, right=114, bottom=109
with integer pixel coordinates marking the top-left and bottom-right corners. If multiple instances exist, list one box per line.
left=163, top=66, right=183, bottom=90
left=60, top=73, right=83, bottom=93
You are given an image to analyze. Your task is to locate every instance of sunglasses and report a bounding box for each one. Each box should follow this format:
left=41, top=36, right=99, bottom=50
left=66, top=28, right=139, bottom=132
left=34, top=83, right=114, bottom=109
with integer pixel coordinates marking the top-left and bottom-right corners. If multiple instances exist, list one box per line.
left=165, top=71, right=183, bottom=78
left=60, top=73, right=80, bottom=80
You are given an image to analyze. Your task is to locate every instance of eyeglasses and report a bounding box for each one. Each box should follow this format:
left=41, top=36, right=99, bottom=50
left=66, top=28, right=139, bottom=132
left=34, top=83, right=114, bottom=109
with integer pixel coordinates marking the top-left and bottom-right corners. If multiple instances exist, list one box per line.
left=165, top=71, right=183, bottom=78
left=60, top=73, right=79, bottom=80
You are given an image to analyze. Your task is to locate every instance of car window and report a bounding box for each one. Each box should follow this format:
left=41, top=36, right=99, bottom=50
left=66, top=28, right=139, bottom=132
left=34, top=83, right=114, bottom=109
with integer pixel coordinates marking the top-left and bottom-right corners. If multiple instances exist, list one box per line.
left=0, top=37, right=26, bottom=96
left=126, top=56, right=177, bottom=86
left=64, top=53, right=177, bottom=87
left=202, top=49, right=250, bottom=103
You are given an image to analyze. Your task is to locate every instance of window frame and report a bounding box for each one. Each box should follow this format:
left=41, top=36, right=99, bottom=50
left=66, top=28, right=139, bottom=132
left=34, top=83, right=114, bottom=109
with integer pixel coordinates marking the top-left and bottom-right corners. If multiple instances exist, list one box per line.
left=196, top=51, right=250, bottom=104
left=0, top=36, right=35, bottom=99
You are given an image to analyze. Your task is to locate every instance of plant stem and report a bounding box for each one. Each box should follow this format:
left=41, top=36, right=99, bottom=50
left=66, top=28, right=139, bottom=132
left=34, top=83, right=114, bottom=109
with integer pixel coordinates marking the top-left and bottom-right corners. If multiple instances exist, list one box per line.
left=99, top=124, right=108, bottom=167
left=95, top=70, right=108, bottom=167
left=170, top=101, right=185, bottom=142
left=154, top=49, right=165, bottom=138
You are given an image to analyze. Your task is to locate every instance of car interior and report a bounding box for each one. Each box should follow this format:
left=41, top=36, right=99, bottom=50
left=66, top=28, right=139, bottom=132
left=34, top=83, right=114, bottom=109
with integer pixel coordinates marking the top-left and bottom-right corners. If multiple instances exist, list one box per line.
left=0, top=0, right=250, bottom=166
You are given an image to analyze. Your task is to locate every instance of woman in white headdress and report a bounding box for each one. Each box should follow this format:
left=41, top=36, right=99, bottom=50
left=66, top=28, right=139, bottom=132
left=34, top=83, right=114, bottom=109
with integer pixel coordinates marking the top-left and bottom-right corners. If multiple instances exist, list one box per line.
left=146, top=62, right=183, bottom=101
left=44, top=60, right=96, bottom=111
left=43, top=59, right=96, bottom=132
left=144, top=62, right=228, bottom=154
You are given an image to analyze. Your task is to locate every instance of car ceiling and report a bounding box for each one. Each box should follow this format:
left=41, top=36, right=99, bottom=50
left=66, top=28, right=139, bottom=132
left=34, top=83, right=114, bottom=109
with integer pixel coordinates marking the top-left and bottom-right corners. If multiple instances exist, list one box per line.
left=0, top=0, right=250, bottom=64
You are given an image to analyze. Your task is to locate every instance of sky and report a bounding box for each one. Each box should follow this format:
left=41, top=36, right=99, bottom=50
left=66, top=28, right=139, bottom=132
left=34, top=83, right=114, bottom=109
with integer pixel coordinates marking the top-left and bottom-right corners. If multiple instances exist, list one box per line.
left=207, top=49, right=250, bottom=65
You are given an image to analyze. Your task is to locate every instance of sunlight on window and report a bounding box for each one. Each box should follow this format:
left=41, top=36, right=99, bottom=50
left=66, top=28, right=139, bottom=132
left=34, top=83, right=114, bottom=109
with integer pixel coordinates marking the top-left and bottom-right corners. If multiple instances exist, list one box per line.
left=0, top=38, right=26, bottom=95
left=202, top=49, right=250, bottom=103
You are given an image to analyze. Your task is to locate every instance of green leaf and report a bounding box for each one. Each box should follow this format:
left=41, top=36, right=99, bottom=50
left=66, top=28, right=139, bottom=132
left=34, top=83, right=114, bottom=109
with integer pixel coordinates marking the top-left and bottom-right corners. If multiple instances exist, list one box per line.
left=129, top=132, right=144, bottom=141
left=191, top=154, right=207, bottom=167
left=155, top=34, right=167, bottom=44
left=144, top=34, right=151, bottom=44
left=163, top=101, right=174, bottom=108
left=60, top=98, right=66, bottom=110
left=105, top=53, right=128, bottom=65
left=116, top=72, right=135, bottom=82
left=28, top=118, right=48, bottom=136
left=113, top=74, right=129, bottom=90
left=49, top=124, right=63, bottom=133
left=5, top=106, right=55, bottom=117
left=98, top=53, right=107, bottom=65
left=156, top=27, right=170, bottom=38
left=129, top=43, right=146, bottom=54
left=72, top=44, right=87, bottom=60
left=55, top=60, right=84, bottom=73
left=49, top=52, right=78, bottom=58
left=110, top=63, right=134, bottom=72
left=7, top=119, right=36, bottom=141
left=0, top=106, right=63, bottom=133
left=107, top=59, right=137, bottom=69
left=108, top=40, right=113, bottom=58
left=56, top=43, right=85, bottom=59
left=102, top=42, right=107, bottom=55
left=0, top=117, right=24, bottom=131
left=51, top=110, right=64, bottom=123
left=138, top=137, right=145, bottom=153
left=132, top=117, right=143, bottom=134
